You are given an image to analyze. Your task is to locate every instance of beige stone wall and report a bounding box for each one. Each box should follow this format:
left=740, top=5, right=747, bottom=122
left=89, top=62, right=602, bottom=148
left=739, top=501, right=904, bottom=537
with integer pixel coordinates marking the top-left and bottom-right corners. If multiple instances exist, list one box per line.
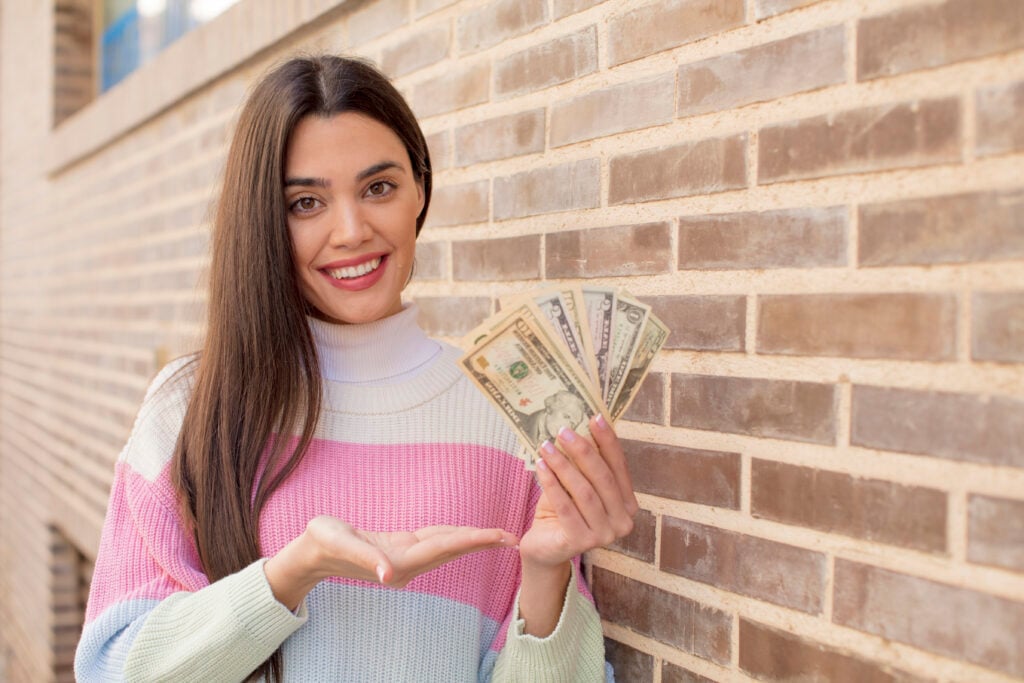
left=1, top=0, right=1022, bottom=681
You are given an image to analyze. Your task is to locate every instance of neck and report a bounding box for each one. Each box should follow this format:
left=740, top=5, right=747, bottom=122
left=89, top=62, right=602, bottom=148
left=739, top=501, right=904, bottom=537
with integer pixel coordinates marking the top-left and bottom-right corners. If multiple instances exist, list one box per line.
left=307, top=304, right=441, bottom=385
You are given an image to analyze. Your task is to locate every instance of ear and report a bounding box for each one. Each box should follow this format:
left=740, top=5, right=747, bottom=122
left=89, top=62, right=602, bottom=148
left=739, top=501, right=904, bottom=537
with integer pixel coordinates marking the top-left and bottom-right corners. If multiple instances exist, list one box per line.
left=415, top=179, right=425, bottom=215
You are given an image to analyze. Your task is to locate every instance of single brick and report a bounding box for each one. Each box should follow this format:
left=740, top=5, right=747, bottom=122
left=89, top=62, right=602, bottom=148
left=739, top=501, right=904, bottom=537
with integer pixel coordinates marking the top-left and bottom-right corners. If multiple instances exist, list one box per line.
left=551, top=75, right=675, bottom=147
left=857, top=0, right=1024, bottom=81
left=454, top=109, right=544, bottom=166
left=972, top=291, right=1024, bottom=363
left=416, top=296, right=490, bottom=337
left=605, top=639, right=654, bottom=683
left=751, top=459, right=947, bottom=553
left=425, top=180, right=488, bottom=228
left=758, top=98, right=960, bottom=184
left=494, top=26, right=598, bottom=98
left=661, top=517, right=826, bottom=613
left=968, top=494, right=1024, bottom=573
left=608, top=0, right=745, bottom=66
left=661, top=662, right=716, bottom=683
left=424, top=129, right=451, bottom=171
left=452, top=235, right=540, bottom=281
left=757, top=293, right=957, bottom=361
left=740, top=619, right=928, bottom=682
left=833, top=560, right=1024, bottom=677
left=413, top=241, right=445, bottom=280
left=380, top=24, right=450, bottom=77
left=678, top=26, right=845, bottom=118
left=411, top=61, right=489, bottom=118
left=609, top=134, right=747, bottom=205
left=621, top=439, right=740, bottom=509
left=608, top=508, right=656, bottom=563
left=348, top=0, right=409, bottom=46
left=457, top=0, right=547, bottom=54
left=754, top=0, right=822, bottom=19
left=621, top=372, right=664, bottom=425
left=672, top=374, right=837, bottom=445
left=642, top=295, right=745, bottom=352
left=679, top=206, right=847, bottom=269
left=592, top=567, right=732, bottom=664
left=546, top=222, right=672, bottom=278
left=976, top=80, right=1024, bottom=157
left=851, top=385, right=1024, bottom=468
left=493, top=159, right=600, bottom=220
left=859, top=190, right=1024, bottom=267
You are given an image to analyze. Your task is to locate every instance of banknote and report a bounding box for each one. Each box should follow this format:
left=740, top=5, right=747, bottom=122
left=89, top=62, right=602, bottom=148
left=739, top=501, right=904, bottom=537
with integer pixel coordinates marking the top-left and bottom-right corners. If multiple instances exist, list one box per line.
left=559, top=286, right=591, bottom=364
left=459, top=302, right=606, bottom=468
left=499, top=288, right=596, bottom=384
left=460, top=286, right=668, bottom=466
left=604, top=293, right=650, bottom=405
left=581, top=286, right=616, bottom=397
left=609, top=312, right=669, bottom=421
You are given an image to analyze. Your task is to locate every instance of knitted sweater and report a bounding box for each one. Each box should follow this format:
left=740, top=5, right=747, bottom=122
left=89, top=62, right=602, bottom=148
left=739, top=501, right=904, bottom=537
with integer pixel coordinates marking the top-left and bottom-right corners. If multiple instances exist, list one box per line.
left=75, top=304, right=608, bottom=682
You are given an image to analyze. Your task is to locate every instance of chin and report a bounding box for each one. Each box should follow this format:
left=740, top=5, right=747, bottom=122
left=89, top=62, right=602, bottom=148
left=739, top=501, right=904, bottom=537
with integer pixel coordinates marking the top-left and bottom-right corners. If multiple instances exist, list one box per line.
left=315, top=301, right=403, bottom=325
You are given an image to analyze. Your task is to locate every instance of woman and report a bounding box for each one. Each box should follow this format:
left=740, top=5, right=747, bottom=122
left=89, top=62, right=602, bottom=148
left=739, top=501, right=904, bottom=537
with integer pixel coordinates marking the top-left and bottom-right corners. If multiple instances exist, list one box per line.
left=75, top=55, right=637, bottom=682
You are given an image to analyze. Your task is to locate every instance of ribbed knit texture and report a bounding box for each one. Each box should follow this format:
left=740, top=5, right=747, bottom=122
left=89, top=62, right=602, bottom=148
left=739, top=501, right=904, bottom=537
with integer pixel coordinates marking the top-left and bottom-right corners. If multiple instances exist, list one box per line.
left=75, top=304, right=608, bottom=682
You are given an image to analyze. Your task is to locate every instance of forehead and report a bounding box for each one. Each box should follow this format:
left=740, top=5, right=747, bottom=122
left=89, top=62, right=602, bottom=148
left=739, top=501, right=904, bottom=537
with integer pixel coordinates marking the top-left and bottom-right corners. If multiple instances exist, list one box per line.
left=285, top=112, right=410, bottom=174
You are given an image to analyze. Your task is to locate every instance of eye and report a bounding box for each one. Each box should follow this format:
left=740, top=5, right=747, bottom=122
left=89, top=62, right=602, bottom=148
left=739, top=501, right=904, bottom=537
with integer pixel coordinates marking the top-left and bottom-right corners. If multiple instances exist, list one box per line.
left=290, top=196, right=322, bottom=214
left=365, top=180, right=395, bottom=198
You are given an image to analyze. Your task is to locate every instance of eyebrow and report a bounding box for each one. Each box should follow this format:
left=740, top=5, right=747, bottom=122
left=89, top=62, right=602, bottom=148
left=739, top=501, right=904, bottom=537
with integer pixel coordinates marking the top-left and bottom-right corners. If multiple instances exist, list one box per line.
left=284, top=160, right=405, bottom=188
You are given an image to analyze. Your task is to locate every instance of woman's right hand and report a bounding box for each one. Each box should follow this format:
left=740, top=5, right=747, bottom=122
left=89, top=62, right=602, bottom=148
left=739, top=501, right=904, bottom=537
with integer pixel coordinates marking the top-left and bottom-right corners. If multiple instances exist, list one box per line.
left=264, top=516, right=518, bottom=610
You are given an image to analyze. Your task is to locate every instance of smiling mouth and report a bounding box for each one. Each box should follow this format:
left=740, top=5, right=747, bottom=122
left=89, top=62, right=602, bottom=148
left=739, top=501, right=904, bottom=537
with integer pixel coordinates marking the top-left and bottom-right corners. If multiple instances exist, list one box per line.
left=325, top=256, right=383, bottom=280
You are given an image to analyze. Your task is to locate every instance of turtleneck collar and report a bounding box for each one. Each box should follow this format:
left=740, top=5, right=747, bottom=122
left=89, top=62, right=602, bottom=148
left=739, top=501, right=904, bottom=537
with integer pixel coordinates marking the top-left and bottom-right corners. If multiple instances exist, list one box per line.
left=307, top=303, right=442, bottom=385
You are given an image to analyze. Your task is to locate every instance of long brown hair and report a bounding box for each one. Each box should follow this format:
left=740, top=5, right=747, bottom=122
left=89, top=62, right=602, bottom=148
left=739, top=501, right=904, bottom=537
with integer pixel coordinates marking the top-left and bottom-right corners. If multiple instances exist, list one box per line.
left=171, top=55, right=431, bottom=682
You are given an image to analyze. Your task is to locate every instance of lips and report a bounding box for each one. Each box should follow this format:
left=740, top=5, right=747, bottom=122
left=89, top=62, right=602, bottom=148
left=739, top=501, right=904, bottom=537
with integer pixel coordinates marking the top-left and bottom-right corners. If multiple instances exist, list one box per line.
left=327, top=256, right=382, bottom=280
left=318, top=253, right=389, bottom=291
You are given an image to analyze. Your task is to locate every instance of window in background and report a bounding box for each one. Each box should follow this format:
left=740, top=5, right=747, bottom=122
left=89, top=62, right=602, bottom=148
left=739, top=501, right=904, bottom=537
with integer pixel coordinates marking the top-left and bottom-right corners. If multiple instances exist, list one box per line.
left=54, top=0, right=241, bottom=125
left=101, top=0, right=241, bottom=91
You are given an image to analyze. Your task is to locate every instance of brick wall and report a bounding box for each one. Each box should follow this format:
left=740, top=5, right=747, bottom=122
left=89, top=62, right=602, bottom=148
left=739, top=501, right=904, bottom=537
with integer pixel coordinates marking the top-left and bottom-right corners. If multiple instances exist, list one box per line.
left=1, top=0, right=1022, bottom=681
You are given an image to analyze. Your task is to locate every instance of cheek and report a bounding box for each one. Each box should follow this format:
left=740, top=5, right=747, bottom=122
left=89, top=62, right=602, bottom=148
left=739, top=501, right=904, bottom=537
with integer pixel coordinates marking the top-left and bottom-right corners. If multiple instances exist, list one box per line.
left=289, top=226, right=322, bottom=270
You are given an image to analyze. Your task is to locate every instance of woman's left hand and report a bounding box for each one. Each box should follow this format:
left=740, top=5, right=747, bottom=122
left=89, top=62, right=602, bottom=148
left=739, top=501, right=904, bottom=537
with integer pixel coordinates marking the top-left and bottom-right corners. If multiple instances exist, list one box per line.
left=518, top=413, right=639, bottom=571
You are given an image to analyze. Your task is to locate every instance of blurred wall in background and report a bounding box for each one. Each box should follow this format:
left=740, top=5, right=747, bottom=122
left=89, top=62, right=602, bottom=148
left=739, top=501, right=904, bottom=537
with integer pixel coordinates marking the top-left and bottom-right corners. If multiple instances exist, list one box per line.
left=1, top=0, right=1022, bottom=681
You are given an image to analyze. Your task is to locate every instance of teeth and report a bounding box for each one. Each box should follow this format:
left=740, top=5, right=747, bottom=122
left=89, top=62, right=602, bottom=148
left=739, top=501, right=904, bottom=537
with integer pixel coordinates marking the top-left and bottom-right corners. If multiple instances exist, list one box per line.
left=328, top=257, right=382, bottom=280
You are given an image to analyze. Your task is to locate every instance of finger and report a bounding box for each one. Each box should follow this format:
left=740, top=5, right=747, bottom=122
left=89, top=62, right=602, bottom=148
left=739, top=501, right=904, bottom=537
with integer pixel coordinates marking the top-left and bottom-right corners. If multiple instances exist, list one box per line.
left=538, top=440, right=613, bottom=541
left=416, top=526, right=519, bottom=551
left=554, top=428, right=632, bottom=532
left=533, top=447, right=590, bottom=540
left=589, top=414, right=640, bottom=516
left=402, top=527, right=517, bottom=573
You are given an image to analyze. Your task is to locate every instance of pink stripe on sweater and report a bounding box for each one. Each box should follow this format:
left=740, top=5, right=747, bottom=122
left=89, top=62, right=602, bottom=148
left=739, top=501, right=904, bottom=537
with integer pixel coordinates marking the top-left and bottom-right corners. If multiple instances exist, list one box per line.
left=256, top=438, right=535, bottom=623
left=85, top=462, right=208, bottom=623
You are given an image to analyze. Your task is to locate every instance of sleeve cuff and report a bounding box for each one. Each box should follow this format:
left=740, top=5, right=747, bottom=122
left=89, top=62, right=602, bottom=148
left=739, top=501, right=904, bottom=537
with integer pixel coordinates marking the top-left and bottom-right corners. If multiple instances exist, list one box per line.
left=232, top=559, right=308, bottom=646
left=124, top=559, right=307, bottom=681
left=497, top=562, right=605, bottom=681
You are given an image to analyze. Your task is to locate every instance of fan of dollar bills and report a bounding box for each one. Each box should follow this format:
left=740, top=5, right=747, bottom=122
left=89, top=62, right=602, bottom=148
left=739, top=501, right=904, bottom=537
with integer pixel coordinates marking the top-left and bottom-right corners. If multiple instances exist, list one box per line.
left=458, top=286, right=668, bottom=469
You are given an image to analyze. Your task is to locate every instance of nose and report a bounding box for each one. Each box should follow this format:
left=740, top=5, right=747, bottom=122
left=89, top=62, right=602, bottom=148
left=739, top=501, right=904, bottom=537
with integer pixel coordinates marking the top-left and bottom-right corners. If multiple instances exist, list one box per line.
left=328, top=201, right=372, bottom=249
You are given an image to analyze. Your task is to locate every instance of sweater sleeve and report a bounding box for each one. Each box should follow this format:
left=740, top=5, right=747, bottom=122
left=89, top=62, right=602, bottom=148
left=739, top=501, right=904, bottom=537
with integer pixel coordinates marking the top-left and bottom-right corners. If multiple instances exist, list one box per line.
left=490, top=561, right=607, bottom=682
left=74, top=360, right=306, bottom=682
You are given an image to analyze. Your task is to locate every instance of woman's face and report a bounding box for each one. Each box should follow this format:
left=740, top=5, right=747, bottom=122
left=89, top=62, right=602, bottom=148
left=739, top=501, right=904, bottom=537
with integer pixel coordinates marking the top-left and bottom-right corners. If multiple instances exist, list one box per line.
left=285, top=112, right=423, bottom=325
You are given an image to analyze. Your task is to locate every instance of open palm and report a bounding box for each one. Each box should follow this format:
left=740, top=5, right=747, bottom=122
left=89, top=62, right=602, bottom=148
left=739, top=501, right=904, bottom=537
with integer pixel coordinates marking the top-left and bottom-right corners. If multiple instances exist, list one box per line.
left=304, top=515, right=518, bottom=588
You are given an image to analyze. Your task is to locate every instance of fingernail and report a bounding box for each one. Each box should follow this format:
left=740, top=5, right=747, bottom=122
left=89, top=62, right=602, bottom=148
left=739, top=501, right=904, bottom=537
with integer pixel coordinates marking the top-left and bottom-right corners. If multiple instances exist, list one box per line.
left=540, top=440, right=557, bottom=456
left=558, top=426, right=577, bottom=442
left=595, top=413, right=609, bottom=430
left=536, top=456, right=549, bottom=472
left=376, top=565, right=386, bottom=583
